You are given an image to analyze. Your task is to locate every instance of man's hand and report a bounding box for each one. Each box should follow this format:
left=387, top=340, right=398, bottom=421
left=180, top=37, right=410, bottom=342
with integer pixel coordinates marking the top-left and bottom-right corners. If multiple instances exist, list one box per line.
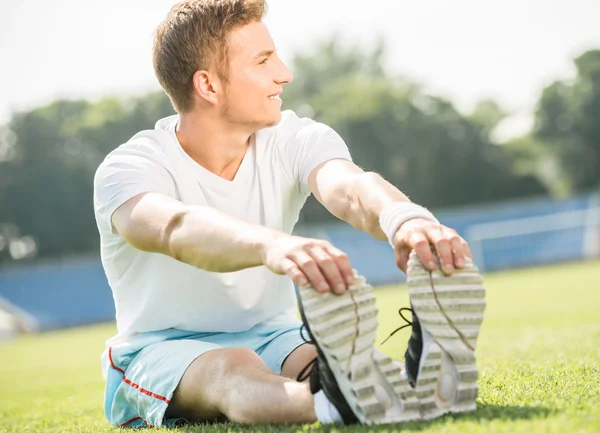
left=262, top=233, right=355, bottom=294
left=392, top=218, right=472, bottom=275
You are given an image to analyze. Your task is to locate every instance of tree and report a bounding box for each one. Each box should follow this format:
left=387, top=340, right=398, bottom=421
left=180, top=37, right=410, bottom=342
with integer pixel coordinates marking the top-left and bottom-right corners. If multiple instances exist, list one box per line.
left=533, top=49, right=600, bottom=192
left=283, top=39, right=547, bottom=223
left=0, top=94, right=174, bottom=265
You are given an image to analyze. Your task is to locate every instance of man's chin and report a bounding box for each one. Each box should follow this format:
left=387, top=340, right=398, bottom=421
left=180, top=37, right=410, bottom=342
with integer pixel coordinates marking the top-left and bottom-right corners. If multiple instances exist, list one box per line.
left=260, top=111, right=282, bottom=129
left=264, top=118, right=281, bottom=128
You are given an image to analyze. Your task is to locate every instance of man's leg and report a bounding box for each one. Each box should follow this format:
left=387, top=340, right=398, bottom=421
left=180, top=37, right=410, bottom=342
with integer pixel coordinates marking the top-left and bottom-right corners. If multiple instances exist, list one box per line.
left=165, top=347, right=317, bottom=424
left=280, top=343, right=317, bottom=380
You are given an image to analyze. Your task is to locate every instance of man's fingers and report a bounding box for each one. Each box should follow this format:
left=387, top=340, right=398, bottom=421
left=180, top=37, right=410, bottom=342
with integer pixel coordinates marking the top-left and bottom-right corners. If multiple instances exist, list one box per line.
left=291, top=251, right=329, bottom=293
left=309, top=246, right=346, bottom=294
left=279, top=239, right=353, bottom=295
left=461, top=238, right=473, bottom=260
left=449, top=233, right=466, bottom=268
left=395, top=248, right=410, bottom=273
left=409, top=230, right=437, bottom=271
left=321, top=244, right=355, bottom=286
left=397, top=221, right=475, bottom=274
left=281, top=258, right=308, bottom=286
left=411, top=225, right=470, bottom=275
left=423, top=225, right=454, bottom=275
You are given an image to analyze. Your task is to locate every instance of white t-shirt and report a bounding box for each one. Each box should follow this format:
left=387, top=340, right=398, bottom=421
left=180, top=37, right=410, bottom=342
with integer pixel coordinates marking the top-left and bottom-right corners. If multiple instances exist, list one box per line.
left=93, top=110, right=352, bottom=341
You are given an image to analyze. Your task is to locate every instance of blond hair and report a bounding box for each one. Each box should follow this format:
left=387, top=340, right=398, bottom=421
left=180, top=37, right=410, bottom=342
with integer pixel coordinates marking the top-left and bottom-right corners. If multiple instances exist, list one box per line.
left=153, top=0, right=267, bottom=113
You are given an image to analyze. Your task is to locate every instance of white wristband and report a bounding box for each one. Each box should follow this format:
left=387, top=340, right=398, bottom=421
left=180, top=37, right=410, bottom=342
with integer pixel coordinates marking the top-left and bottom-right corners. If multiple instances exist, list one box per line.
left=379, top=202, right=439, bottom=245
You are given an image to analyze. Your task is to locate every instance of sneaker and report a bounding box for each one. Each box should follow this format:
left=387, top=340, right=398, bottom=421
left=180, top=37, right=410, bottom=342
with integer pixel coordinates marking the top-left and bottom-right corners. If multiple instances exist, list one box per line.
left=296, top=272, right=421, bottom=425
left=296, top=341, right=359, bottom=424
left=404, top=251, right=486, bottom=419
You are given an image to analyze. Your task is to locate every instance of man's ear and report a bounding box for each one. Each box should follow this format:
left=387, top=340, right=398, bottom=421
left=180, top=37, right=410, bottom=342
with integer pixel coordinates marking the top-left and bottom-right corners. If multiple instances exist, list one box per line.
left=193, top=70, right=222, bottom=105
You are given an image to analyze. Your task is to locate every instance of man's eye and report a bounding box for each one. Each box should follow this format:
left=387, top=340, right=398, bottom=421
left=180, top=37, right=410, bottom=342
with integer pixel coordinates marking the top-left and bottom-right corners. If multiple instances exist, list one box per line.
left=259, top=58, right=268, bottom=65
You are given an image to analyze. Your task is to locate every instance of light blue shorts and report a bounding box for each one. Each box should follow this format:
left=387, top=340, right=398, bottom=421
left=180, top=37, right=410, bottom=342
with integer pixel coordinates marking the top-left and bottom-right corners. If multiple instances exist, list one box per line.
left=102, top=319, right=306, bottom=428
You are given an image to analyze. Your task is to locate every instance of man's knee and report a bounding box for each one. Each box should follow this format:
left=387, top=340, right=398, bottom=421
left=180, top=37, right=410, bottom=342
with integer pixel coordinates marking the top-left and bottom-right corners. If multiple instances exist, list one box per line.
left=215, top=348, right=275, bottom=423
left=183, top=347, right=264, bottom=383
left=215, top=347, right=267, bottom=377
left=196, top=348, right=269, bottom=403
left=167, top=347, right=265, bottom=422
left=214, top=347, right=269, bottom=401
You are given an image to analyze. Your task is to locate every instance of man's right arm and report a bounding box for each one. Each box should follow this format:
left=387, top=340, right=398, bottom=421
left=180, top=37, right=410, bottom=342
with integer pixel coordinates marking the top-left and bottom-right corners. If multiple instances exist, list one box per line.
left=112, top=192, right=355, bottom=294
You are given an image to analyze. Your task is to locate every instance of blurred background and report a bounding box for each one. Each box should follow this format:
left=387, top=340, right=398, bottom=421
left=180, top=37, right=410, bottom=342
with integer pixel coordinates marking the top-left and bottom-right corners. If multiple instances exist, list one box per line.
left=0, top=0, right=599, bottom=338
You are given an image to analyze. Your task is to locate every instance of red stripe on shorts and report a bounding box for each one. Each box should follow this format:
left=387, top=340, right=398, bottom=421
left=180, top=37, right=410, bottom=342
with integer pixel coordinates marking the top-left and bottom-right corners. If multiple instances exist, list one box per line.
left=120, top=417, right=142, bottom=427
left=108, top=346, right=125, bottom=374
left=119, top=417, right=156, bottom=428
left=108, top=347, right=171, bottom=405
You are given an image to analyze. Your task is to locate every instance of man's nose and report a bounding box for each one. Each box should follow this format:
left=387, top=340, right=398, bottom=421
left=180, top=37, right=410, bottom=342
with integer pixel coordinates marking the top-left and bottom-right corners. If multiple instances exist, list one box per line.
left=274, top=58, right=293, bottom=85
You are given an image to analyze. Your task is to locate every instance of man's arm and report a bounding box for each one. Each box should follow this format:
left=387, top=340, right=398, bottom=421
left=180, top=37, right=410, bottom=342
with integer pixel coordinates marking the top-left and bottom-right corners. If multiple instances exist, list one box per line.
left=111, top=192, right=355, bottom=293
left=308, top=159, right=471, bottom=274
left=112, top=192, right=276, bottom=272
left=307, top=159, right=408, bottom=240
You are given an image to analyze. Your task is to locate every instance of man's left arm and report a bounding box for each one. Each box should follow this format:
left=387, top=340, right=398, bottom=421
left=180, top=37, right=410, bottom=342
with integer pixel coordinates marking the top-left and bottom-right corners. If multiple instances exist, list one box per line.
left=308, top=159, right=471, bottom=275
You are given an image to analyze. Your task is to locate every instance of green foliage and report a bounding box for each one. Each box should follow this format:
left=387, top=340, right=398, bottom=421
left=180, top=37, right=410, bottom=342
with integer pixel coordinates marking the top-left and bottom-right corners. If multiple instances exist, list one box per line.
left=0, top=93, right=174, bottom=264
left=504, top=136, right=571, bottom=198
left=2, top=260, right=600, bottom=432
left=282, top=40, right=547, bottom=223
left=533, top=49, right=600, bottom=192
left=469, top=100, right=508, bottom=130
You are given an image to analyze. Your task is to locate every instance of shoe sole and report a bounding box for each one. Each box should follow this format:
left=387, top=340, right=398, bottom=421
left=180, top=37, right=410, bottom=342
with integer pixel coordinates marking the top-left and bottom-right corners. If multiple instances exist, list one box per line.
left=298, top=273, right=421, bottom=425
left=406, top=251, right=486, bottom=420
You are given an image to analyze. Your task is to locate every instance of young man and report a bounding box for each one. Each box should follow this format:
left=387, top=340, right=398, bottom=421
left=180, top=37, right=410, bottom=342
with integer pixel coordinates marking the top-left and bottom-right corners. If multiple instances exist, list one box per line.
left=94, top=0, right=485, bottom=427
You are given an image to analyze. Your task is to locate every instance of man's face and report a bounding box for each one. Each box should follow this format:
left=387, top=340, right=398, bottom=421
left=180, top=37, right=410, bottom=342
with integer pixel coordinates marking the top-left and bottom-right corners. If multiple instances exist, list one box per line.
left=220, top=21, right=293, bottom=129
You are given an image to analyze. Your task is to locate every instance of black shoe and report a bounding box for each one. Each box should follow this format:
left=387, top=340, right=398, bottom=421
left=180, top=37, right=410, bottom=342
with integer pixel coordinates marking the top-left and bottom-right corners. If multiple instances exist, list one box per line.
left=296, top=342, right=359, bottom=424
left=403, top=251, right=486, bottom=419
left=381, top=306, right=422, bottom=388
left=296, top=273, right=420, bottom=425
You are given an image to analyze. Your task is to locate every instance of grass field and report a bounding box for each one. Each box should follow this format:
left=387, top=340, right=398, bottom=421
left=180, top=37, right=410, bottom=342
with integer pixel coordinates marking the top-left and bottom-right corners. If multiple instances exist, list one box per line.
left=1, top=260, right=599, bottom=433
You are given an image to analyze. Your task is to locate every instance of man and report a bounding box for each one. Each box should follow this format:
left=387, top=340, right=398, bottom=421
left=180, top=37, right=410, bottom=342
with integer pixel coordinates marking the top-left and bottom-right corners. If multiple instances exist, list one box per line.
left=94, top=0, right=485, bottom=427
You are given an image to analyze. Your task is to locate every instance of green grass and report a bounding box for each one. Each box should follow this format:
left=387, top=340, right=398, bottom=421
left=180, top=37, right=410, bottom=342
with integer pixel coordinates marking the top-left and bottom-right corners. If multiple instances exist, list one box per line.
left=2, top=260, right=600, bottom=433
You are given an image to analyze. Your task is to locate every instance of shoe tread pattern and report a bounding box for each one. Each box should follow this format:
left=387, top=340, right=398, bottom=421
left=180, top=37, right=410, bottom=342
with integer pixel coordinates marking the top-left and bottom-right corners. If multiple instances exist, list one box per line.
left=299, top=273, right=420, bottom=424
left=406, top=252, right=486, bottom=419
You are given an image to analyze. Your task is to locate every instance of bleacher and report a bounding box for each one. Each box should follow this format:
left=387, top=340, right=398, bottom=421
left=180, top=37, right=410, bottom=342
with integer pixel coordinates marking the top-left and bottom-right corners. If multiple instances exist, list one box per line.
left=0, top=258, right=115, bottom=331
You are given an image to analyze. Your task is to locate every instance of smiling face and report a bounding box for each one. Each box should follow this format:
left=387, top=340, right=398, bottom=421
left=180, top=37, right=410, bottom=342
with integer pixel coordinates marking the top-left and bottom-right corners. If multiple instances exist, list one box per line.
left=218, top=21, right=293, bottom=129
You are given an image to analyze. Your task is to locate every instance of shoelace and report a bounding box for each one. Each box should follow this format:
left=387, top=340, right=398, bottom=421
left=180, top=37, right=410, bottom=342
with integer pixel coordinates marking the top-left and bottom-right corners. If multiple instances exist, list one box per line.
left=381, top=307, right=414, bottom=345
left=382, top=269, right=475, bottom=351
left=296, top=323, right=318, bottom=382
left=296, top=356, right=317, bottom=382
left=298, top=307, right=414, bottom=382
left=297, top=305, right=415, bottom=381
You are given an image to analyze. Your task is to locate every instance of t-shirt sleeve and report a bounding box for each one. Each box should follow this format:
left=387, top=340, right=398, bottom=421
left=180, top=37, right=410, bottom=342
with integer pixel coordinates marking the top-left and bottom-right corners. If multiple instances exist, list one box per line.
left=278, top=111, right=353, bottom=193
left=93, top=150, right=177, bottom=234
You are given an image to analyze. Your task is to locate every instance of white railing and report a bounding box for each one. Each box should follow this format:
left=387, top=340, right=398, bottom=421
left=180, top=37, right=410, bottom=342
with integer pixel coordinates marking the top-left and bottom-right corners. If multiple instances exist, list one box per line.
left=465, top=206, right=600, bottom=271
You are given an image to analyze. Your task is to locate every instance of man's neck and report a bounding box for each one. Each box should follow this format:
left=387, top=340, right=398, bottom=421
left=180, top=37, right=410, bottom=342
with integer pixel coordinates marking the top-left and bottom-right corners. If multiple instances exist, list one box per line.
left=176, top=111, right=253, bottom=181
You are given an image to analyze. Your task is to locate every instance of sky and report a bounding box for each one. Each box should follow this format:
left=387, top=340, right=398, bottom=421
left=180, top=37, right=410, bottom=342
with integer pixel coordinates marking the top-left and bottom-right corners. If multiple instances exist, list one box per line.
left=1, top=0, right=600, bottom=139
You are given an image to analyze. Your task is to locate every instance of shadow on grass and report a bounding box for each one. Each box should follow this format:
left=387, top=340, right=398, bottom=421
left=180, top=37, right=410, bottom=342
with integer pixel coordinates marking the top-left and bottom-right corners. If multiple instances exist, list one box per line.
left=468, top=403, right=552, bottom=421
left=172, top=404, right=552, bottom=433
